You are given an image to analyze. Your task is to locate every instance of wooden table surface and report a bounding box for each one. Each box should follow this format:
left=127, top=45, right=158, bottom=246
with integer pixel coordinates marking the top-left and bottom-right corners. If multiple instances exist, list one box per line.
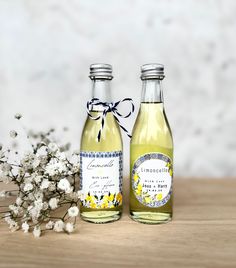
left=0, top=178, right=236, bottom=268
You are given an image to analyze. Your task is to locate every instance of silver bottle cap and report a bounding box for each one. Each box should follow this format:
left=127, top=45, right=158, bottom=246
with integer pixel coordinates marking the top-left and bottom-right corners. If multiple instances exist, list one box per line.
left=89, top=63, right=113, bottom=80
left=141, top=63, right=165, bottom=80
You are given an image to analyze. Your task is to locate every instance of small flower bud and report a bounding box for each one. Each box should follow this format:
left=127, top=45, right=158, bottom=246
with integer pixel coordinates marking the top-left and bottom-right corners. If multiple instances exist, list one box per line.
left=10, top=130, right=18, bottom=138
left=14, top=113, right=22, bottom=120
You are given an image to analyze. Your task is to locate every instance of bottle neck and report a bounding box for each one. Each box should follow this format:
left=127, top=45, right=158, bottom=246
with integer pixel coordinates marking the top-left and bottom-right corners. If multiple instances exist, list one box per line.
left=92, top=79, right=112, bottom=102
left=141, top=79, right=163, bottom=103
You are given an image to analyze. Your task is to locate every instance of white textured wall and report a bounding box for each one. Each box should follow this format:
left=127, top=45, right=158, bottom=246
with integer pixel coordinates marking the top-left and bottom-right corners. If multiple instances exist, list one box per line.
left=0, top=0, right=236, bottom=177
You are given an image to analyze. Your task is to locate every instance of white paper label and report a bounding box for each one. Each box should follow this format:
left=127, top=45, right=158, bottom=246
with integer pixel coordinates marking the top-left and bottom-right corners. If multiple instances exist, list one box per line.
left=80, top=151, right=123, bottom=208
left=132, top=152, right=173, bottom=207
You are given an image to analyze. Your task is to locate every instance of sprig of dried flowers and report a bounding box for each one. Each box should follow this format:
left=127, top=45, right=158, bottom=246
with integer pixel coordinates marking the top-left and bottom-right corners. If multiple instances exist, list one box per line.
left=0, top=114, right=81, bottom=237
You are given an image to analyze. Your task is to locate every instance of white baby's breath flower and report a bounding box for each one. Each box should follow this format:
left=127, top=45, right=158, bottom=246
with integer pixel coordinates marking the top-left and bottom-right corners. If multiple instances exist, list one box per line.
left=10, top=130, right=18, bottom=138
left=32, top=157, right=40, bottom=169
left=42, top=202, right=48, bottom=211
left=0, top=190, right=6, bottom=198
left=65, top=222, right=74, bottom=233
left=53, top=220, right=64, bottom=232
left=48, top=143, right=59, bottom=153
left=5, top=215, right=19, bottom=232
left=28, top=200, right=43, bottom=222
left=27, top=192, right=35, bottom=201
left=34, top=175, right=43, bottom=184
left=22, top=222, right=29, bottom=233
left=4, top=213, right=12, bottom=224
left=56, top=151, right=67, bottom=161
left=30, top=209, right=40, bottom=223
left=33, top=226, right=41, bottom=238
left=23, top=182, right=33, bottom=192
left=68, top=206, right=79, bottom=217
left=21, top=152, right=37, bottom=170
left=58, top=178, right=71, bottom=192
left=49, top=198, right=59, bottom=210
left=34, top=199, right=43, bottom=210
left=45, top=158, right=66, bottom=176
left=9, top=220, right=19, bottom=232
left=40, top=178, right=50, bottom=190
left=16, top=197, right=23, bottom=206
left=36, top=146, right=48, bottom=157
left=48, top=142, right=59, bottom=153
left=1, top=125, right=80, bottom=237
left=69, top=154, right=78, bottom=165
left=48, top=182, right=56, bottom=191
left=9, top=204, right=19, bottom=215
left=34, top=191, right=43, bottom=200
left=24, top=176, right=33, bottom=184
left=45, top=221, right=54, bottom=230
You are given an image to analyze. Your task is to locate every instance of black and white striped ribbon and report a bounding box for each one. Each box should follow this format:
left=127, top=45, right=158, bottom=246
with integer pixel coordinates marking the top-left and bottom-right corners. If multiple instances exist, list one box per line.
left=87, top=98, right=135, bottom=142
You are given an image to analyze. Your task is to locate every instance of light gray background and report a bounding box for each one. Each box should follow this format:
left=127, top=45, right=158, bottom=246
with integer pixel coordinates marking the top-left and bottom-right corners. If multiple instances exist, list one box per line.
left=0, top=0, right=236, bottom=178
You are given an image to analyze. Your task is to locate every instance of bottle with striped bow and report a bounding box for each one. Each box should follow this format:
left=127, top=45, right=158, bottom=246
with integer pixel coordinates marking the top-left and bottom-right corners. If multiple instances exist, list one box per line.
left=80, top=64, right=123, bottom=223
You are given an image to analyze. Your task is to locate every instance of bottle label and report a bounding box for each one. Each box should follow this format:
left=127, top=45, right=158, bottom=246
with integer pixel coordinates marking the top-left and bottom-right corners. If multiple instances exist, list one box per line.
left=80, top=151, right=123, bottom=209
left=132, top=152, right=173, bottom=207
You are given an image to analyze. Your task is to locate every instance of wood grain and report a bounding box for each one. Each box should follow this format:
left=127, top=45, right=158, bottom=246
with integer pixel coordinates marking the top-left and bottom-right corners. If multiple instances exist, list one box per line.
left=0, top=178, right=236, bottom=268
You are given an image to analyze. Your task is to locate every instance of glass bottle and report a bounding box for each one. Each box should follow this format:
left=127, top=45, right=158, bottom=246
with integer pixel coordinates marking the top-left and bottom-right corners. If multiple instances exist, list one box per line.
left=80, top=64, right=123, bottom=223
left=130, top=63, right=173, bottom=224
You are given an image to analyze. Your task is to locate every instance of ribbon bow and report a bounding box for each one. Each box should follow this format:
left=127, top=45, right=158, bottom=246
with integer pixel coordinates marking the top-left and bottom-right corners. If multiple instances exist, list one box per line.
left=87, top=98, right=134, bottom=142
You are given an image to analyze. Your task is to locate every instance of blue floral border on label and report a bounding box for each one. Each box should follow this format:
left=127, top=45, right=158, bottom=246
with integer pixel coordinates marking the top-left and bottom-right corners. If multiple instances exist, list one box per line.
left=132, top=152, right=173, bottom=208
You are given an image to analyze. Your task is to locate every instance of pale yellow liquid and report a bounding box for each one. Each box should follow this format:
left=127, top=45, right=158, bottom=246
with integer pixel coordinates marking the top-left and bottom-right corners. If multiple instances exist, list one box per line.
left=130, top=102, right=173, bottom=224
left=80, top=111, right=123, bottom=223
